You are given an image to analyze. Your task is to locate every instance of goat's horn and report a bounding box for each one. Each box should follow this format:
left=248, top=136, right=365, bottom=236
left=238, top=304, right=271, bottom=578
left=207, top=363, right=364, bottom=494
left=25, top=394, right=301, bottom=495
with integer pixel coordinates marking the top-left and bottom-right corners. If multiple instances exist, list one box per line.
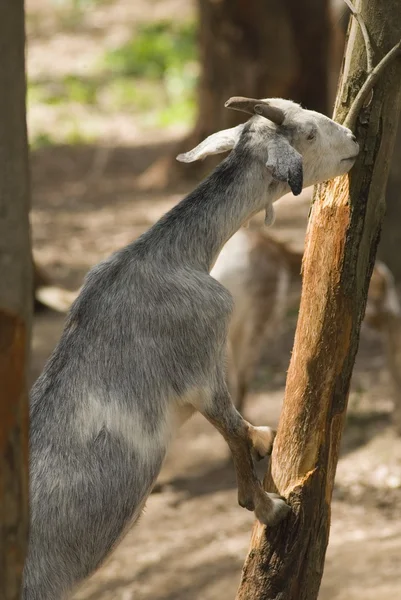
left=254, top=103, right=285, bottom=125
left=224, top=97, right=261, bottom=113
left=224, top=96, right=285, bottom=125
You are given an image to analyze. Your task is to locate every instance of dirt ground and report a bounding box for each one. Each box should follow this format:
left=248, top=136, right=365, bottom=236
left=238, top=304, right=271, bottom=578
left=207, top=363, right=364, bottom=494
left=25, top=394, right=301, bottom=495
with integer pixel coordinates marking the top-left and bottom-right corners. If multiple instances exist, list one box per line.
left=27, top=1, right=401, bottom=599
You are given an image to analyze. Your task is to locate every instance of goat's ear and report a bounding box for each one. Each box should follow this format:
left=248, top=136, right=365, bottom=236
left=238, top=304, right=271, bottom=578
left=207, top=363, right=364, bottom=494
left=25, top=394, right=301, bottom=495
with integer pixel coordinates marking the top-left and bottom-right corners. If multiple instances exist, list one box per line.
left=176, top=124, right=244, bottom=163
left=265, top=136, right=303, bottom=196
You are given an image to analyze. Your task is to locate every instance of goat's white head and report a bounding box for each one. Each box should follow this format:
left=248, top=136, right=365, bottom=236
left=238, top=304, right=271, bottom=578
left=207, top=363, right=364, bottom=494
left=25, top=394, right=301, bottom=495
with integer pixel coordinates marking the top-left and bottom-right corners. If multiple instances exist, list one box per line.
left=177, top=96, right=359, bottom=198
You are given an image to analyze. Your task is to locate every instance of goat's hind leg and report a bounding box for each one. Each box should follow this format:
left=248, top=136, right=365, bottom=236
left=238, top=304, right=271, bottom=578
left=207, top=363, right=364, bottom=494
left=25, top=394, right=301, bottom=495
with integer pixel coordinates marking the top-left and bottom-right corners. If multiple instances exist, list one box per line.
left=200, top=387, right=290, bottom=526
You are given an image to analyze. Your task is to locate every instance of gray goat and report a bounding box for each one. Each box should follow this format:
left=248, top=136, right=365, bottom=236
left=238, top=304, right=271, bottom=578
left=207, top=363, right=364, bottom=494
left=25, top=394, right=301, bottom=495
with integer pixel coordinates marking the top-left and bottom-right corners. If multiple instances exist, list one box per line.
left=23, top=97, right=359, bottom=599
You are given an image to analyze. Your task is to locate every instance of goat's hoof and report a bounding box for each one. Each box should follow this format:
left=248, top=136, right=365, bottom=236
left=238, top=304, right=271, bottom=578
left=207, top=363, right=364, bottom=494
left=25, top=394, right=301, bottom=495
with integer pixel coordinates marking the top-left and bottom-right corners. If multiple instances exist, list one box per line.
left=250, top=426, right=276, bottom=460
left=255, top=492, right=291, bottom=526
left=238, top=494, right=255, bottom=512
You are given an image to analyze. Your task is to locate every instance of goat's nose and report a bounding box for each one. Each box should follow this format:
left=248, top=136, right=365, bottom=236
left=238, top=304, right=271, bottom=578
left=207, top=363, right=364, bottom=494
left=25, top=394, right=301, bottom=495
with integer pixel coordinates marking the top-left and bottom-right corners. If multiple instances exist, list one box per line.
left=350, top=133, right=357, bottom=143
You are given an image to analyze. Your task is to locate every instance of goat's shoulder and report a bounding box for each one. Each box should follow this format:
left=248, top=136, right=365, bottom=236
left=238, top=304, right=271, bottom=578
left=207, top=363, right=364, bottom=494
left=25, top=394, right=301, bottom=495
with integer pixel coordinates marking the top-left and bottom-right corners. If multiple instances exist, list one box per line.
left=74, top=251, right=233, bottom=330
left=163, top=266, right=234, bottom=323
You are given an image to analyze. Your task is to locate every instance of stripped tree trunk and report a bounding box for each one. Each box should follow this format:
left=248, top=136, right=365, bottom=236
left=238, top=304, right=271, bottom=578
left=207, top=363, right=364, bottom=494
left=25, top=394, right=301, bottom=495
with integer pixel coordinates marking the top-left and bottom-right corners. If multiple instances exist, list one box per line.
left=0, top=1, right=32, bottom=598
left=235, top=1, right=401, bottom=599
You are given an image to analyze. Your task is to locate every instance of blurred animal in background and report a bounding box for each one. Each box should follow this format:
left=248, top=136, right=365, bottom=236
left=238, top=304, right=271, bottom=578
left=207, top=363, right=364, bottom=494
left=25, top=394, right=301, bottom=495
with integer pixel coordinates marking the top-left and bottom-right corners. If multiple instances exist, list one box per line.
left=211, top=225, right=298, bottom=414
left=211, top=186, right=401, bottom=423
left=33, top=261, right=76, bottom=314
left=364, top=260, right=401, bottom=431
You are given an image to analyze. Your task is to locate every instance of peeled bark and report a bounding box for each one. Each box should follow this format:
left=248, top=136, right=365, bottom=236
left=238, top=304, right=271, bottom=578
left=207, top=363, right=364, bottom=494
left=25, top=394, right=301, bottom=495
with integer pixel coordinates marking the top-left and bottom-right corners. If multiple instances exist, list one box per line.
left=236, top=2, right=401, bottom=599
left=0, top=1, right=32, bottom=598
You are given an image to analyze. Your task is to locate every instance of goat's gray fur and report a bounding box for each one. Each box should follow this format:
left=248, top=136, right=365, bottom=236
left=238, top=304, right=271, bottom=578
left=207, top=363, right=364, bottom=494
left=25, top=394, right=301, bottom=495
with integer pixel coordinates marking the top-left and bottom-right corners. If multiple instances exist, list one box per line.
left=23, top=98, right=358, bottom=599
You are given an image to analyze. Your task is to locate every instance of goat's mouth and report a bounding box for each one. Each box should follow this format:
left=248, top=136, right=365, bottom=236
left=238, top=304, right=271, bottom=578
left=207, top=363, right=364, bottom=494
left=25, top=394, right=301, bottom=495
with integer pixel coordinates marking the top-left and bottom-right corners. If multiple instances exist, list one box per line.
left=341, top=154, right=359, bottom=162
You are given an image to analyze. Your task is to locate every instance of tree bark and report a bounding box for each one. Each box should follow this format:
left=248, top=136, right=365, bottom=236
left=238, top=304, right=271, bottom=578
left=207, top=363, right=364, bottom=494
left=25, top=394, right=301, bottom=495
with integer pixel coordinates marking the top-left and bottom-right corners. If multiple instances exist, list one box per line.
left=330, top=3, right=401, bottom=287
left=379, top=120, right=401, bottom=281
left=235, top=2, right=401, bottom=599
left=138, top=0, right=333, bottom=188
left=0, top=1, right=32, bottom=598
left=194, top=0, right=331, bottom=139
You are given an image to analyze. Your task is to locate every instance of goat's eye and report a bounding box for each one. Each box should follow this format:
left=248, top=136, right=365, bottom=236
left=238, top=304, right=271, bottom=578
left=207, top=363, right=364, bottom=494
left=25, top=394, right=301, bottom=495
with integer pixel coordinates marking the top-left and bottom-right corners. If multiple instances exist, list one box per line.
left=307, top=131, right=316, bottom=141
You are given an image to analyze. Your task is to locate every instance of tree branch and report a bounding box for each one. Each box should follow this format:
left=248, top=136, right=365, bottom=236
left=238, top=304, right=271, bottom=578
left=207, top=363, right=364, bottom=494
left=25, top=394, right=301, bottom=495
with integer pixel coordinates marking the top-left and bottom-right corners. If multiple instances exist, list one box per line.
left=343, top=0, right=374, bottom=72
left=344, top=39, right=401, bottom=129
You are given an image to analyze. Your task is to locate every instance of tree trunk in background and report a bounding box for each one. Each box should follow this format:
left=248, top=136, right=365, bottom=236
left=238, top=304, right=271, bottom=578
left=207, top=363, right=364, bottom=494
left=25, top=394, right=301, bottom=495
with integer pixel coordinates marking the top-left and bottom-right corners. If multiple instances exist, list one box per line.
left=138, top=0, right=332, bottom=188
left=0, top=0, right=32, bottom=598
left=194, top=0, right=331, bottom=139
left=235, top=0, right=401, bottom=598
left=379, top=120, right=401, bottom=282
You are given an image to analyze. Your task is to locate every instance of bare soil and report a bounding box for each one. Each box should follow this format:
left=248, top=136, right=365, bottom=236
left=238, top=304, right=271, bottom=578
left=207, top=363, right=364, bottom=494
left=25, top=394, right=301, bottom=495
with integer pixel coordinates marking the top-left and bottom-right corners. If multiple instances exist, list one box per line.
left=27, top=1, right=401, bottom=599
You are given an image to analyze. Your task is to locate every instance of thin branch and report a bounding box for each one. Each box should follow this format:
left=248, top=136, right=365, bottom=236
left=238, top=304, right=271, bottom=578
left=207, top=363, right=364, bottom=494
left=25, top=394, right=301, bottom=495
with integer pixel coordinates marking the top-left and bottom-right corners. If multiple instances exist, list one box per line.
left=343, top=0, right=374, bottom=72
left=344, top=40, right=401, bottom=130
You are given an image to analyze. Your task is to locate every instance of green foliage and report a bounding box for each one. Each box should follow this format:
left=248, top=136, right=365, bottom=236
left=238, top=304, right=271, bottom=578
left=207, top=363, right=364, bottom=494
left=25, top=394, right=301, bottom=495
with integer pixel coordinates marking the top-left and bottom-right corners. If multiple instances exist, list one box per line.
left=64, top=123, right=96, bottom=145
left=30, top=123, right=96, bottom=149
left=28, top=17, right=199, bottom=146
left=48, top=0, right=113, bottom=30
left=63, top=76, right=98, bottom=105
left=103, top=20, right=197, bottom=79
left=101, top=19, right=198, bottom=126
left=28, top=77, right=97, bottom=106
left=100, top=78, right=160, bottom=111
left=156, top=95, right=195, bottom=128
left=30, top=132, right=56, bottom=149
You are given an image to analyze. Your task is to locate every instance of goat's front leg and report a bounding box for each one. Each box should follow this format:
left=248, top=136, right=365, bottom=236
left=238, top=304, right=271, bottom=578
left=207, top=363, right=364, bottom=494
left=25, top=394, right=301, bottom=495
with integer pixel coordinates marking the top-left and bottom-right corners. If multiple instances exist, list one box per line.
left=200, top=388, right=290, bottom=526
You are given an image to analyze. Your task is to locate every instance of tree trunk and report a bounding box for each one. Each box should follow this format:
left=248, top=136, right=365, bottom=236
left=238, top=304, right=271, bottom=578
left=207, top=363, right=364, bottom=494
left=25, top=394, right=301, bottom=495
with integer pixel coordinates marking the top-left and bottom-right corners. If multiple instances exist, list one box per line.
left=195, top=0, right=331, bottom=139
left=235, top=2, right=401, bottom=599
left=330, top=3, right=401, bottom=287
left=138, top=0, right=332, bottom=188
left=0, top=1, right=32, bottom=598
left=379, top=119, right=401, bottom=281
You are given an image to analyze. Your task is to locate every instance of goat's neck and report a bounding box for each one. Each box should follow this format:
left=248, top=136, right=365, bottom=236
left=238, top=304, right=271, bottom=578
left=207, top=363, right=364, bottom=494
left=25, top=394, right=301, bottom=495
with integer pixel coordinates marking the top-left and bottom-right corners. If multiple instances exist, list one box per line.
left=145, top=153, right=274, bottom=271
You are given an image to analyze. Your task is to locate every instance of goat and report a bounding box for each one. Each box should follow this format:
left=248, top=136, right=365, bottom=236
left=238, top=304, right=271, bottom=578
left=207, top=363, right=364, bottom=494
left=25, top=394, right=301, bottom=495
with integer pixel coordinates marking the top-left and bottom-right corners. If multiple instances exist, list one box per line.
left=211, top=226, right=297, bottom=413
left=211, top=205, right=401, bottom=416
left=23, top=97, right=359, bottom=599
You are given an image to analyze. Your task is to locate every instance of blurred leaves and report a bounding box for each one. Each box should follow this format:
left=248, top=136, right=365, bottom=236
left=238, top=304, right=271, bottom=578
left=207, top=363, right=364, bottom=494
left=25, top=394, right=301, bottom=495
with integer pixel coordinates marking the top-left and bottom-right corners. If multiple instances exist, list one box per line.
left=103, top=21, right=197, bottom=78
left=29, top=77, right=98, bottom=107
left=28, top=18, right=198, bottom=146
left=47, top=0, right=113, bottom=30
left=102, top=20, right=198, bottom=125
left=50, top=0, right=111, bottom=9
